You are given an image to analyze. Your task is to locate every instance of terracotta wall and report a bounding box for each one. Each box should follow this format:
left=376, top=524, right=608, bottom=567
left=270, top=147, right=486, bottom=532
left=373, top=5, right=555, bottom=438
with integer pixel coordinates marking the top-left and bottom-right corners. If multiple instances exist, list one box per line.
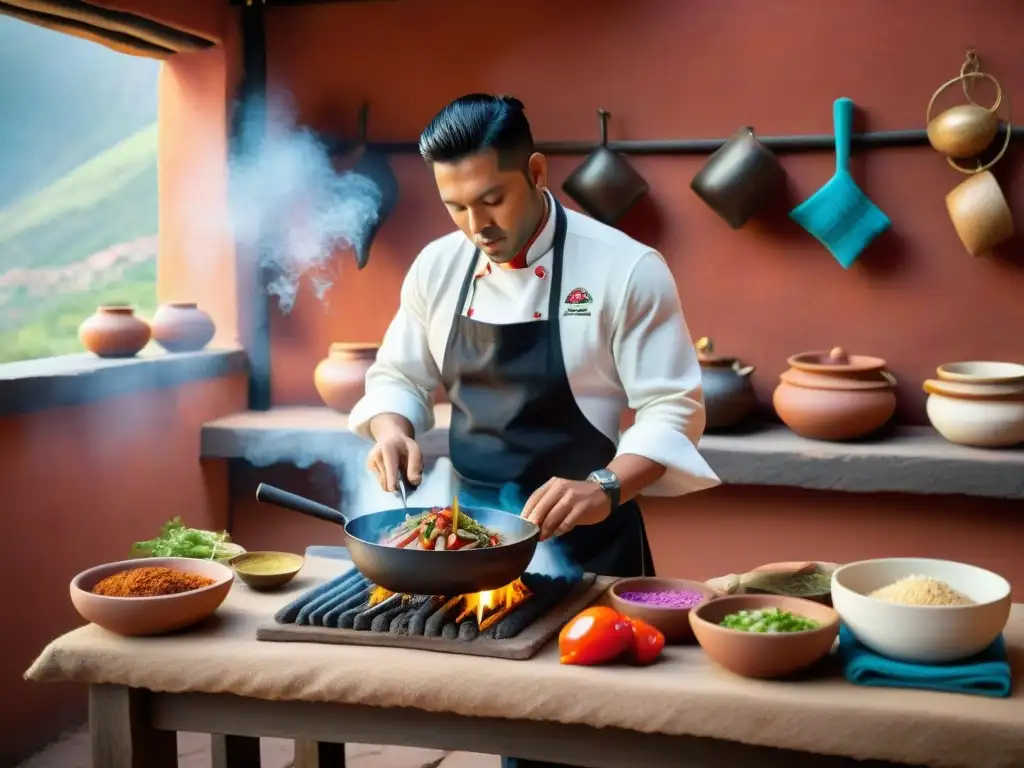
left=0, top=375, right=246, bottom=764
left=253, top=0, right=1024, bottom=425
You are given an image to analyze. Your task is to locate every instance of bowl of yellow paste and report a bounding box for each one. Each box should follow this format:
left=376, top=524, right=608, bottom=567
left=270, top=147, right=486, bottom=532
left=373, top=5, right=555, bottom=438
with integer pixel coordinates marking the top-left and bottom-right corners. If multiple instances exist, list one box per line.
left=230, top=551, right=305, bottom=590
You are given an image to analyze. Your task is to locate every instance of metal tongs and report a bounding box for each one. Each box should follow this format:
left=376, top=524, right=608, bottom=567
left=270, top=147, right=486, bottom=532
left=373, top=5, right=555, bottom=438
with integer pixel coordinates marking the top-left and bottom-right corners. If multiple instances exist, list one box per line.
left=395, top=474, right=410, bottom=509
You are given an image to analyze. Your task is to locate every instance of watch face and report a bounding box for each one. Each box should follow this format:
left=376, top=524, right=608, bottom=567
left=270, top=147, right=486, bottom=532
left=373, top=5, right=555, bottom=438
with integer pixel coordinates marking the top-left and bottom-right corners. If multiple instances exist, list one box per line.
left=589, top=469, right=616, bottom=487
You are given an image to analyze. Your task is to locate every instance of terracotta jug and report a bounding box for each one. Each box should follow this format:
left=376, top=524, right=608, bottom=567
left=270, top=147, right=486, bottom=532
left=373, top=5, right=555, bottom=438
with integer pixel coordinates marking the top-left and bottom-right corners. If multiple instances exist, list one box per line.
left=78, top=306, right=151, bottom=358
left=772, top=347, right=897, bottom=441
left=314, top=343, right=380, bottom=412
left=695, top=337, right=758, bottom=431
left=151, top=302, right=216, bottom=353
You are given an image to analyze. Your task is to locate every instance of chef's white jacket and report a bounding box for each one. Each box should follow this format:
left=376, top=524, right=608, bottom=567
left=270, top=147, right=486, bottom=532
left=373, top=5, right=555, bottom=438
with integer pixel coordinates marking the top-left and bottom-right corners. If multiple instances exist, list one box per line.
left=349, top=190, right=721, bottom=497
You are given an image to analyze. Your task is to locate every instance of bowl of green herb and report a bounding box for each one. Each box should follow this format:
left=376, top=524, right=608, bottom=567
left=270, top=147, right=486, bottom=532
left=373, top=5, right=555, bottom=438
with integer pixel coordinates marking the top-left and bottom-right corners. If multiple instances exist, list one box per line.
left=690, top=594, right=839, bottom=679
left=131, top=517, right=246, bottom=563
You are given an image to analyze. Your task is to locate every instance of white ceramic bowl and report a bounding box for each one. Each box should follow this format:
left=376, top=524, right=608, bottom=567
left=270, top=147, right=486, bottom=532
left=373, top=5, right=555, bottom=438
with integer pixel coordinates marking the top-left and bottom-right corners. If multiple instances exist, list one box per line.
left=831, top=558, right=1011, bottom=663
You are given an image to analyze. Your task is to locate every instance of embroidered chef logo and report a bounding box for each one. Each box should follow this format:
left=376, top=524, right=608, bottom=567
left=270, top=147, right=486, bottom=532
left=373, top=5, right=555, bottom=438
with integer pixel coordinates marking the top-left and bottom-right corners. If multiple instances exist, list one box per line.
left=563, top=287, right=593, bottom=317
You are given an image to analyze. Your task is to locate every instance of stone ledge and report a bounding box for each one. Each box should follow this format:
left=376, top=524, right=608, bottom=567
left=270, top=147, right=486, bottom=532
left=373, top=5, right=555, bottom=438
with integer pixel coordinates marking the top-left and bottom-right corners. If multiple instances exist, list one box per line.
left=0, top=348, right=248, bottom=417
left=200, top=405, right=1024, bottom=500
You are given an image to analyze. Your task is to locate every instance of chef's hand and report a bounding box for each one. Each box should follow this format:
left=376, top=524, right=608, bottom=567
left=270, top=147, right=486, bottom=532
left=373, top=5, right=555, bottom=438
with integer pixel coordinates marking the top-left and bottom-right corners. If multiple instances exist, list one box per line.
left=521, top=478, right=612, bottom=541
left=367, top=423, right=423, bottom=492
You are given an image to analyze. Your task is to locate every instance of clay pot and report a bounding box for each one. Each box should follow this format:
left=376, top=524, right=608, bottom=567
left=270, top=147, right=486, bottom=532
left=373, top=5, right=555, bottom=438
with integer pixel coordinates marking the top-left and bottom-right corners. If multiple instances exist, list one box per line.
left=314, top=343, right=379, bottom=412
left=695, top=337, right=758, bottom=431
left=772, top=347, right=897, bottom=441
left=151, top=302, right=216, bottom=353
left=924, top=361, right=1024, bottom=447
left=78, top=306, right=151, bottom=358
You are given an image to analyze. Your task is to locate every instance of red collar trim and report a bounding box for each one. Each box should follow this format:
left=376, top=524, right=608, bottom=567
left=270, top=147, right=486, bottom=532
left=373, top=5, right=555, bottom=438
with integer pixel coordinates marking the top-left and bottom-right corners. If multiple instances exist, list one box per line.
left=499, top=194, right=549, bottom=271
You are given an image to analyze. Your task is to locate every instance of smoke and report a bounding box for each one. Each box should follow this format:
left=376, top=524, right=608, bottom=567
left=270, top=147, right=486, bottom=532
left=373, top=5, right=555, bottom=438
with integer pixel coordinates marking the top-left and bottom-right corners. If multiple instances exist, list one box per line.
left=225, top=92, right=382, bottom=314
left=241, top=433, right=455, bottom=522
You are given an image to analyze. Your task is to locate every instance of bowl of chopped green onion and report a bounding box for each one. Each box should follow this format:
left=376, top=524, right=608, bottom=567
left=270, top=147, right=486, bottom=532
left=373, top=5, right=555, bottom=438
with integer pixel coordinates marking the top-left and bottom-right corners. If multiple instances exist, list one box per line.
left=689, top=594, right=839, bottom=679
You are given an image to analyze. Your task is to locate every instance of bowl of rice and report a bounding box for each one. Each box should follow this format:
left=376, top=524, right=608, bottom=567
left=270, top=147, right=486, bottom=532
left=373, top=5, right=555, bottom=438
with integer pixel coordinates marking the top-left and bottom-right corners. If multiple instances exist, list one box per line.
left=831, top=558, right=1011, bottom=663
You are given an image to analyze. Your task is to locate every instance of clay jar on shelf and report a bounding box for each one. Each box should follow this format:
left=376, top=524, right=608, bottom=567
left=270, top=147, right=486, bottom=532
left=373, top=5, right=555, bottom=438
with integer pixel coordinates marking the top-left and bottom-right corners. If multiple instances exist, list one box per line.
left=923, top=361, right=1024, bottom=448
left=695, top=336, right=758, bottom=431
left=151, top=302, right=216, bottom=352
left=78, top=305, right=151, bottom=358
left=772, top=347, right=897, bottom=441
left=314, top=342, right=380, bottom=413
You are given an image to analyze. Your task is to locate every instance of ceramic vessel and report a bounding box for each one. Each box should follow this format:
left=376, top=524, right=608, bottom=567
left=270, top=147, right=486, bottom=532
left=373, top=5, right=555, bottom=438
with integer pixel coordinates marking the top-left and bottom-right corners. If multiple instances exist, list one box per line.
left=945, top=171, right=1014, bottom=257
left=689, top=594, right=840, bottom=679
left=923, top=374, right=1024, bottom=448
left=936, top=360, right=1024, bottom=384
left=78, top=305, right=151, bottom=358
left=70, top=557, right=233, bottom=637
left=831, top=558, right=1011, bottom=664
left=608, top=577, right=718, bottom=643
left=926, top=104, right=1000, bottom=159
left=230, top=551, right=304, bottom=591
left=314, top=343, right=380, bottom=412
left=772, top=347, right=897, bottom=441
left=151, top=302, right=216, bottom=353
left=695, top=337, right=758, bottom=431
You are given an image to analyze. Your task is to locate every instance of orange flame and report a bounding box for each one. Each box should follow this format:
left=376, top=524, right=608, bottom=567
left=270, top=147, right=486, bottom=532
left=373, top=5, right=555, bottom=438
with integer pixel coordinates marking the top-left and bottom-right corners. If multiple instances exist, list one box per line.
left=456, top=579, right=531, bottom=629
left=368, top=586, right=394, bottom=606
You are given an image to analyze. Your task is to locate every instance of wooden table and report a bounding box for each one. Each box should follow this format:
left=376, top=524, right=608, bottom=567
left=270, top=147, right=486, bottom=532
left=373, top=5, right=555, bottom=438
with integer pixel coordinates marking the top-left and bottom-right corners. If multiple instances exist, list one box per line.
left=90, top=683, right=922, bottom=768
left=32, top=554, right=1022, bottom=768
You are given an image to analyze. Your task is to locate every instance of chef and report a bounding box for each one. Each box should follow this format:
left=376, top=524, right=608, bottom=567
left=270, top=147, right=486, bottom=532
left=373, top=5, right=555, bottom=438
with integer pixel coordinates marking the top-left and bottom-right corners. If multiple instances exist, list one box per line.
left=350, top=93, right=719, bottom=768
left=350, top=91, right=719, bottom=577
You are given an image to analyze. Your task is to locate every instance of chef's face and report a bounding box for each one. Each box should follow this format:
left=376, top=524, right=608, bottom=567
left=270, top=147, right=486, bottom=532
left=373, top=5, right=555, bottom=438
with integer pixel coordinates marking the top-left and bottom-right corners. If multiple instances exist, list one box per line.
left=434, top=149, right=548, bottom=262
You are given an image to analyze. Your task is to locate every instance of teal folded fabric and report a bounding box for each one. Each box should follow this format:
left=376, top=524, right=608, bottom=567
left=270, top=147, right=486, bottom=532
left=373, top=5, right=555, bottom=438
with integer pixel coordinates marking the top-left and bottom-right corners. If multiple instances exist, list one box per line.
left=838, top=625, right=1012, bottom=698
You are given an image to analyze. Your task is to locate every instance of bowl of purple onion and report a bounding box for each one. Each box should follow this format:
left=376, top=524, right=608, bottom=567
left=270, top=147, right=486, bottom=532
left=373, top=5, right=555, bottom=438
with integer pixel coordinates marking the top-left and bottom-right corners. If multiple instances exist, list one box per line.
left=609, top=577, right=720, bottom=642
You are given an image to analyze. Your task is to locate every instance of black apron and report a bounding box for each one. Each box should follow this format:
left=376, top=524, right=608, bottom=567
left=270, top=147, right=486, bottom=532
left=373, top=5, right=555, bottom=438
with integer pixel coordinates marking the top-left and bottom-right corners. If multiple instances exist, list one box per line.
left=440, top=198, right=655, bottom=580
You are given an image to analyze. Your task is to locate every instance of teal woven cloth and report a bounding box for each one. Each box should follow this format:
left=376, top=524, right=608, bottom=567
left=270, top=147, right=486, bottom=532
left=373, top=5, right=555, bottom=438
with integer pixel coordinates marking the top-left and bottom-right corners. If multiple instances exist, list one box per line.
left=838, top=625, right=1012, bottom=698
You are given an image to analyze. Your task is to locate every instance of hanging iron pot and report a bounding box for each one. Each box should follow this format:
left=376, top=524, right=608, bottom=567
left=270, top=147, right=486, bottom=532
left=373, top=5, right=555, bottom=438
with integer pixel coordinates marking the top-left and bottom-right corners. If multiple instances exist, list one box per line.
left=350, top=103, right=400, bottom=268
left=562, top=109, right=649, bottom=224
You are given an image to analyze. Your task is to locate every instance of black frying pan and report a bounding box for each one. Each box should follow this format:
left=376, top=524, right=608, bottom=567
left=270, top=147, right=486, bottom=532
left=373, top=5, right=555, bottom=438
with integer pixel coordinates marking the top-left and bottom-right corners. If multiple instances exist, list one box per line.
left=255, top=484, right=540, bottom=595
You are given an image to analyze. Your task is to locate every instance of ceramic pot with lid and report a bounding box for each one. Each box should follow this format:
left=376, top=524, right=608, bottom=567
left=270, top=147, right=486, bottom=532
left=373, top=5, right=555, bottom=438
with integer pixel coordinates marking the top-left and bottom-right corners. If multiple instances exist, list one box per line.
left=924, top=361, right=1024, bottom=447
left=695, top=337, right=758, bottom=431
left=78, top=305, right=151, bottom=358
left=772, top=347, right=897, bottom=441
left=314, top=343, right=380, bottom=413
left=151, top=302, right=216, bottom=353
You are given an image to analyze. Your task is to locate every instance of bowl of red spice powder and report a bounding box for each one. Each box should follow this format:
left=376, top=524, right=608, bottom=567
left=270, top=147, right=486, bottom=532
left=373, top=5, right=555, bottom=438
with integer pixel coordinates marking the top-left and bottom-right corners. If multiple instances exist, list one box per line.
left=608, top=577, right=719, bottom=642
left=70, top=556, right=234, bottom=637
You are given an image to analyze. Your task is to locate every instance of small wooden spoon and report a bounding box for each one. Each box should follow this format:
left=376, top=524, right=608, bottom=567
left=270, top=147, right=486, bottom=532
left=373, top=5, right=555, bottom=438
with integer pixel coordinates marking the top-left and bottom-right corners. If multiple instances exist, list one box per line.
left=721, top=561, right=818, bottom=595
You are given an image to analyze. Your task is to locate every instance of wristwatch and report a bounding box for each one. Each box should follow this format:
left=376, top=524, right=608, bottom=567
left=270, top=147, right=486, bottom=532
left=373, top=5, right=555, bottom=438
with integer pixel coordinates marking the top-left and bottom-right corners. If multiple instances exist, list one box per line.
left=586, top=469, right=621, bottom=512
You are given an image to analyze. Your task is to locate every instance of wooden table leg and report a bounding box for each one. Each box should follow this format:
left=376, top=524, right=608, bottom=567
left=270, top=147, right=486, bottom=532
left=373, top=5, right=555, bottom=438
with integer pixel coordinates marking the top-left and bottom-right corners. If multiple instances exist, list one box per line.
left=212, top=734, right=262, bottom=767
left=294, top=739, right=347, bottom=768
left=89, top=685, right=177, bottom=768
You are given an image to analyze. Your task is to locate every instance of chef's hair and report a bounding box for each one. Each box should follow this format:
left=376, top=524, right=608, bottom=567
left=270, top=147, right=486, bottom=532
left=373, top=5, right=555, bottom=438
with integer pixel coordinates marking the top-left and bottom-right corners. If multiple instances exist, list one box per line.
left=419, top=93, right=535, bottom=173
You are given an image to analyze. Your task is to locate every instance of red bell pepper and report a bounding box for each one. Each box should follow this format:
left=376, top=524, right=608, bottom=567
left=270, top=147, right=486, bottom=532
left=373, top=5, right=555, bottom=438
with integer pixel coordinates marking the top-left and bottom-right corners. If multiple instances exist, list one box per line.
left=625, top=617, right=665, bottom=665
left=558, top=606, right=634, bottom=666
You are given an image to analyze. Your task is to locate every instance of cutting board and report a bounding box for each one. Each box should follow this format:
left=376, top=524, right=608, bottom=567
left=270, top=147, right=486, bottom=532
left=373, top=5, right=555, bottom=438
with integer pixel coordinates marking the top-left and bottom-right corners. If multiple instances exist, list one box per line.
left=257, top=574, right=610, bottom=660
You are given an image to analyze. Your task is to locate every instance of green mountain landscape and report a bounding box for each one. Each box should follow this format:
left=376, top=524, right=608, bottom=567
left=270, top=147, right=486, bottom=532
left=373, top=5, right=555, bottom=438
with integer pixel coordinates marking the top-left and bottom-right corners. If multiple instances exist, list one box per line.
left=0, top=17, right=160, bottom=363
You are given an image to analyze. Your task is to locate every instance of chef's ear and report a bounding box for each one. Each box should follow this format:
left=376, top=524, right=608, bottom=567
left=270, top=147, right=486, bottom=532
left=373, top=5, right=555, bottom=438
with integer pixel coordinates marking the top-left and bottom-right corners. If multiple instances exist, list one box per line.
left=527, top=152, right=547, bottom=189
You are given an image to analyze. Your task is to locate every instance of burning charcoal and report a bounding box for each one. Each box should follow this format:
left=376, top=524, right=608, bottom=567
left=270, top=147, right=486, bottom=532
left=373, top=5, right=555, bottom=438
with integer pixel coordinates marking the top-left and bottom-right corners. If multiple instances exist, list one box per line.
left=477, top=625, right=497, bottom=640
left=493, top=581, right=573, bottom=640
left=294, top=574, right=368, bottom=626
left=458, top=619, right=479, bottom=641
left=388, top=597, right=428, bottom=635
left=424, top=597, right=462, bottom=637
left=337, top=601, right=370, bottom=629
left=353, top=594, right=404, bottom=631
left=408, top=596, right=446, bottom=636
left=309, top=580, right=372, bottom=626
left=441, top=622, right=459, bottom=640
left=274, top=572, right=362, bottom=624
left=322, top=588, right=371, bottom=628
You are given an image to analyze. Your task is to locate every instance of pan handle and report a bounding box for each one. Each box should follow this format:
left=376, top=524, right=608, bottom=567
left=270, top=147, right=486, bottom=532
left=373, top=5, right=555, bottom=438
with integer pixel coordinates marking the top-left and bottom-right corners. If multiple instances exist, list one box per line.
left=255, top=483, right=349, bottom=527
